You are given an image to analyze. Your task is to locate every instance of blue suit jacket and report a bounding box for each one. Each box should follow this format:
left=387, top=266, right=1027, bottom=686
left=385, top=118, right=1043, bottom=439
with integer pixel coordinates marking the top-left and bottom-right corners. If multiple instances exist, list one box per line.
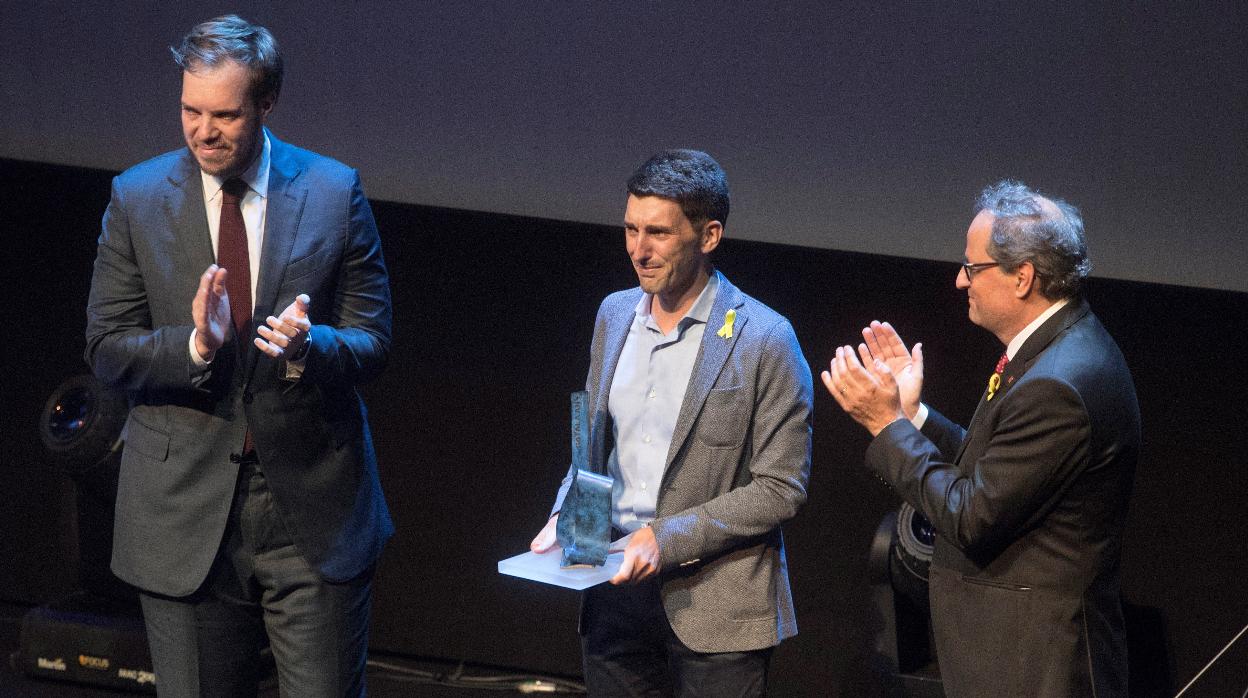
left=553, top=272, right=814, bottom=652
left=85, top=131, right=394, bottom=595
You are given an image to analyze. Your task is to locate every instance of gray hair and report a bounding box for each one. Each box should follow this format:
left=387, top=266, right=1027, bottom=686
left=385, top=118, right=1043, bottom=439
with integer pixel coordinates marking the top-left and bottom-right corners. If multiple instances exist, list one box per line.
left=976, top=180, right=1091, bottom=299
left=171, top=15, right=283, bottom=105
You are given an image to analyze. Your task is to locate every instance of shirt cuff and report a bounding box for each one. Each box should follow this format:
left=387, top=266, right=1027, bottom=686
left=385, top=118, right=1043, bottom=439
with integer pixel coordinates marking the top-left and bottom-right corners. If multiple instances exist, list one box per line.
left=188, top=329, right=212, bottom=367
left=910, top=403, right=929, bottom=430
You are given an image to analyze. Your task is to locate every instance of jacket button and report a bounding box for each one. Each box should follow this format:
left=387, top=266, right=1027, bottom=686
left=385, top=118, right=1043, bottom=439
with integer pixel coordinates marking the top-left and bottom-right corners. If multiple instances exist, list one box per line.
left=242, top=392, right=254, bottom=404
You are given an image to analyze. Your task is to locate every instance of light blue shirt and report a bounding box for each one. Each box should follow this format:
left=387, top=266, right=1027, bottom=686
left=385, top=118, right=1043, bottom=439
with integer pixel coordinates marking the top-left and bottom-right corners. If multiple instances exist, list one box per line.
left=607, top=272, right=720, bottom=531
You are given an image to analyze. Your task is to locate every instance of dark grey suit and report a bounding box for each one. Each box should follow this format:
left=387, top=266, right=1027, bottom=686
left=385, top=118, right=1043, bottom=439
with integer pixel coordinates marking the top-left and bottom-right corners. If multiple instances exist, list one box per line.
left=85, top=130, right=392, bottom=610
left=553, top=271, right=813, bottom=653
left=866, top=299, right=1139, bottom=697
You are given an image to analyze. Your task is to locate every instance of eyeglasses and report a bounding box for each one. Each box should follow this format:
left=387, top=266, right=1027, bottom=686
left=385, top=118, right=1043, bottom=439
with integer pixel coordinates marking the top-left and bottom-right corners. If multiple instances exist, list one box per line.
left=960, top=261, right=1000, bottom=281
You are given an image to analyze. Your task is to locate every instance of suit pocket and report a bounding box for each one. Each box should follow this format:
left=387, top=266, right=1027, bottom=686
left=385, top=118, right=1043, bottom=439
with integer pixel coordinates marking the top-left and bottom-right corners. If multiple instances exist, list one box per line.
left=696, top=385, right=747, bottom=448
left=961, top=576, right=1033, bottom=592
left=931, top=569, right=1032, bottom=695
left=283, top=245, right=335, bottom=285
left=123, top=413, right=169, bottom=461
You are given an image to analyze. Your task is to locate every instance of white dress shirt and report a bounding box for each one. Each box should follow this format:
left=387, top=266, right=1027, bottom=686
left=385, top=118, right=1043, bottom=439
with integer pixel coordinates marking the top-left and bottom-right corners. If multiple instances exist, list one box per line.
left=188, top=133, right=271, bottom=366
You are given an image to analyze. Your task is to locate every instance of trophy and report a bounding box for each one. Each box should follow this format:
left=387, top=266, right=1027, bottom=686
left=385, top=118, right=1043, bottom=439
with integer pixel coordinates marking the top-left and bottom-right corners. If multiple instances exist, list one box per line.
left=496, top=391, right=620, bottom=588
left=555, top=391, right=613, bottom=567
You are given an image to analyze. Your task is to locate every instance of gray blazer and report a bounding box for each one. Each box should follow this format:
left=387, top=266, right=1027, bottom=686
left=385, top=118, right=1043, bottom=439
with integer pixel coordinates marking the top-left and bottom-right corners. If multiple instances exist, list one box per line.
left=553, top=271, right=813, bottom=653
left=85, top=131, right=394, bottom=596
left=866, top=299, right=1139, bottom=697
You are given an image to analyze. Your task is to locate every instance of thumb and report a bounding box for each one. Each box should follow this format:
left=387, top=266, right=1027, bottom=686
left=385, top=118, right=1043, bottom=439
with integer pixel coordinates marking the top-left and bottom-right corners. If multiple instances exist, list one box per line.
left=294, top=294, right=311, bottom=317
left=873, top=358, right=893, bottom=376
left=874, top=359, right=898, bottom=389
left=530, top=531, right=551, bottom=553
left=912, top=343, right=924, bottom=374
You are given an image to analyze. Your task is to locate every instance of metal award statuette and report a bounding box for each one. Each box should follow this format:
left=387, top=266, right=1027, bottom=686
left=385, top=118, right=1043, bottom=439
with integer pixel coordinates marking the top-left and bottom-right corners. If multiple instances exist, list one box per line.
left=555, top=391, right=613, bottom=567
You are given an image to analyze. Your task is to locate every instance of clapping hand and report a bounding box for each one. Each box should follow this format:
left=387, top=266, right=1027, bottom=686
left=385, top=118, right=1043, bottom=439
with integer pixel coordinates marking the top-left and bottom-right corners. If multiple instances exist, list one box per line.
left=255, top=294, right=311, bottom=359
left=191, top=264, right=230, bottom=361
left=822, top=321, right=923, bottom=437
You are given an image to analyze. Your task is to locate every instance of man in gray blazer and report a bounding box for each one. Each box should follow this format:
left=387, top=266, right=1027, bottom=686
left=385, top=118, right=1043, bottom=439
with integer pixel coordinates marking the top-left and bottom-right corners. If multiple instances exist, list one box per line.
left=85, top=15, right=392, bottom=696
left=825, top=181, right=1139, bottom=696
left=531, top=150, right=813, bottom=696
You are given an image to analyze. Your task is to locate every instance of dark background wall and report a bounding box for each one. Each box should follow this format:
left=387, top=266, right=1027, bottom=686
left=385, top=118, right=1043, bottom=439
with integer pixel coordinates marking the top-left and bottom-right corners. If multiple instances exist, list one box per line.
left=2, top=159, right=1246, bottom=696
left=2, top=3, right=1246, bottom=292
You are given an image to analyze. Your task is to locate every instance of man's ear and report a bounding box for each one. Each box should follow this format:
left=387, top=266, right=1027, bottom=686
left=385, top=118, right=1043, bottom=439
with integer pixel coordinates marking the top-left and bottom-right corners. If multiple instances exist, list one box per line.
left=257, top=93, right=276, bottom=120
left=1014, top=261, right=1037, bottom=299
left=700, top=220, right=724, bottom=255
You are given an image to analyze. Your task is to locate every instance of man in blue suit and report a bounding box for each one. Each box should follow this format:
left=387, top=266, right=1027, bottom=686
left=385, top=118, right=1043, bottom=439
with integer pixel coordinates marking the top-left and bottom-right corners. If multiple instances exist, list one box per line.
left=531, top=150, right=813, bottom=696
left=85, top=15, right=392, bottom=696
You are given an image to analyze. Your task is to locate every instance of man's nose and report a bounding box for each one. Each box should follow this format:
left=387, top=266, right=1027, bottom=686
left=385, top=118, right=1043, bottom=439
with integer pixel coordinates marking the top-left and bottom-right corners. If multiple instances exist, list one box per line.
left=196, top=118, right=217, bottom=141
left=955, top=268, right=970, bottom=289
left=631, top=235, right=651, bottom=260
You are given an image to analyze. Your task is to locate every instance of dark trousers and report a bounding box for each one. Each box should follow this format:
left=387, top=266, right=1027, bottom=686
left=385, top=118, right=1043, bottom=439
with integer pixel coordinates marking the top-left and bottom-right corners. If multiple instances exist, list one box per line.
left=139, top=461, right=373, bottom=697
left=581, top=579, right=772, bottom=697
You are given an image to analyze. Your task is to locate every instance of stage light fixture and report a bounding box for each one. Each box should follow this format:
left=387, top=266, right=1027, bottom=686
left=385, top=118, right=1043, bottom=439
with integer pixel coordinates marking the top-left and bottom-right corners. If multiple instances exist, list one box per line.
left=867, top=503, right=943, bottom=696
left=39, top=374, right=127, bottom=479
left=20, top=374, right=155, bottom=693
left=891, top=501, right=935, bottom=612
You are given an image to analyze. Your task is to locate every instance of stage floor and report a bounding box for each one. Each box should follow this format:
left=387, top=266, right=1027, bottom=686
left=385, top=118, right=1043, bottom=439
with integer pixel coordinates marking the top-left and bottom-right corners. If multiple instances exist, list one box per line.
left=1, top=602, right=583, bottom=696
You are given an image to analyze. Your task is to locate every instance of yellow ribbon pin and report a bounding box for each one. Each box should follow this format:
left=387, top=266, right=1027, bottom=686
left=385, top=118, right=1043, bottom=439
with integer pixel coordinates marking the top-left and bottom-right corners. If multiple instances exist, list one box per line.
left=716, top=308, right=736, bottom=339
left=986, top=373, right=1001, bottom=401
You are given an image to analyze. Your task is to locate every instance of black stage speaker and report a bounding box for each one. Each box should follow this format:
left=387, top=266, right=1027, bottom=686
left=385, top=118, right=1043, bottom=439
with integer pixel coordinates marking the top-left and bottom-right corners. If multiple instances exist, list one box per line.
left=18, top=592, right=154, bottom=693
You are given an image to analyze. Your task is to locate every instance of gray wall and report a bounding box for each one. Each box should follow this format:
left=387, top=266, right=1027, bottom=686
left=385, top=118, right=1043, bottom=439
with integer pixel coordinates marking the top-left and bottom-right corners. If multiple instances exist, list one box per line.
left=3, top=2, right=1246, bottom=292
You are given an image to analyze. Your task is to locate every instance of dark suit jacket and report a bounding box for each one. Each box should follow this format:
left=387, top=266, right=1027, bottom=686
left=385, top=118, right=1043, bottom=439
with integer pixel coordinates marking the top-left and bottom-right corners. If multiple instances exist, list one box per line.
left=85, top=131, right=394, bottom=596
left=866, top=299, right=1139, bottom=697
left=552, top=272, right=814, bottom=652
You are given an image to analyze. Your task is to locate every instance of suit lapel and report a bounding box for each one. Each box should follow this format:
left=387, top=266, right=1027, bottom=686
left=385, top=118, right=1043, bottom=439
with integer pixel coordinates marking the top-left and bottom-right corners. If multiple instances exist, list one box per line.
left=665, top=272, right=747, bottom=471
left=252, top=131, right=307, bottom=327
left=1004, top=298, right=1089, bottom=389
left=164, top=152, right=214, bottom=274
left=955, top=297, right=1090, bottom=463
left=245, top=132, right=308, bottom=381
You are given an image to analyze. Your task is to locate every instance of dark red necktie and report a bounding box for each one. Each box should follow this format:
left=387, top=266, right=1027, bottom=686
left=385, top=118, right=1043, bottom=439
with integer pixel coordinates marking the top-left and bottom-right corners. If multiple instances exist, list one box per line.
left=986, top=352, right=1009, bottom=401
left=218, top=178, right=255, bottom=455
left=217, top=178, right=252, bottom=340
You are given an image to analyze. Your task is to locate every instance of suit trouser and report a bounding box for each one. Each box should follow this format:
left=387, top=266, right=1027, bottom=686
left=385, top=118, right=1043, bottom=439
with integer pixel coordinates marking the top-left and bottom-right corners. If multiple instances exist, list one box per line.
left=139, top=460, right=373, bottom=698
left=581, top=578, right=772, bottom=698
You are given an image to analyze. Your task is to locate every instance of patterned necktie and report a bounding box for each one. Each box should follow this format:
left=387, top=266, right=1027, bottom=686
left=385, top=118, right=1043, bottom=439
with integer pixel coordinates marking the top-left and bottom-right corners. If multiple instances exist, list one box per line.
left=217, top=178, right=252, bottom=339
left=218, top=178, right=255, bottom=456
left=986, top=351, right=1009, bottom=401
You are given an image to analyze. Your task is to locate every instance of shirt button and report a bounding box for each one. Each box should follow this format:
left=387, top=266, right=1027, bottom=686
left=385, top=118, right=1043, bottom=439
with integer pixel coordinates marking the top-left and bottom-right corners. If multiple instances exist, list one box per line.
left=640, top=482, right=648, bottom=490
left=643, top=435, right=651, bottom=443
left=648, top=390, right=656, bottom=399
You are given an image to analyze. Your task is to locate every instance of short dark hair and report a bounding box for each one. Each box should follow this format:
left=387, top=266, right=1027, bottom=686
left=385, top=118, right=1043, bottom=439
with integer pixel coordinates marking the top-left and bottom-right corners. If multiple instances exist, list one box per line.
left=627, top=150, right=730, bottom=228
left=171, top=15, right=283, bottom=105
left=976, top=180, right=1091, bottom=299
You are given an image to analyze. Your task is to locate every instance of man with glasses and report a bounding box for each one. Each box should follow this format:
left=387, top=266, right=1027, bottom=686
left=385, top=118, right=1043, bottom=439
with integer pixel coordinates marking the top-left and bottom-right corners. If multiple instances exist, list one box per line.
left=824, top=180, right=1140, bottom=697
